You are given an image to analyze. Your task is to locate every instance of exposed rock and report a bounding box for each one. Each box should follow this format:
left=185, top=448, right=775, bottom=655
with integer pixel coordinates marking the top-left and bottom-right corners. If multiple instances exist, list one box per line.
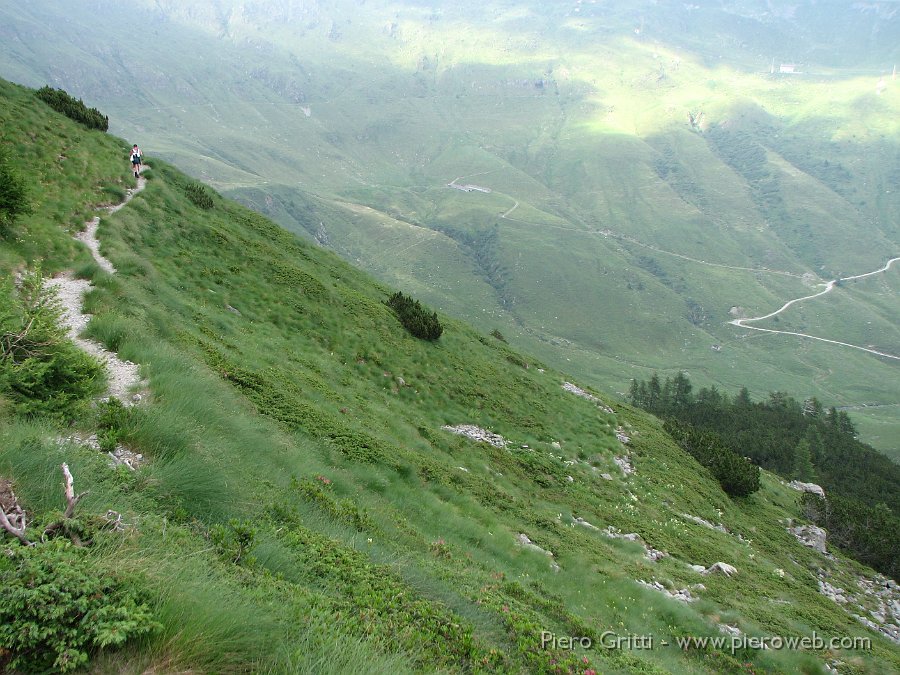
left=613, top=455, right=634, bottom=475
left=561, top=382, right=615, bottom=414
left=789, top=481, right=825, bottom=498
left=515, top=533, right=559, bottom=571
left=788, top=524, right=827, bottom=553
left=702, top=562, right=738, bottom=577
left=603, top=526, right=667, bottom=562
left=574, top=517, right=600, bottom=531
left=637, top=579, right=696, bottom=602
left=688, top=564, right=707, bottom=573
left=442, top=425, right=508, bottom=448
left=718, top=623, right=741, bottom=637
left=818, top=570, right=900, bottom=644
left=681, top=512, right=728, bottom=534
left=600, top=472, right=614, bottom=481
left=615, top=426, right=631, bottom=444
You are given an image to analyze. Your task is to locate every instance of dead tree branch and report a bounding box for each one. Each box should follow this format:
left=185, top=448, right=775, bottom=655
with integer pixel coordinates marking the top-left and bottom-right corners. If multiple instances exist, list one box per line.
left=0, top=480, right=32, bottom=546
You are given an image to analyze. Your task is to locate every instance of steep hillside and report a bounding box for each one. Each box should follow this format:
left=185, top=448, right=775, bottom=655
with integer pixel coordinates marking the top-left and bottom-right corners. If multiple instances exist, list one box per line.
left=1, top=80, right=899, bottom=673
left=1, top=0, right=898, bottom=455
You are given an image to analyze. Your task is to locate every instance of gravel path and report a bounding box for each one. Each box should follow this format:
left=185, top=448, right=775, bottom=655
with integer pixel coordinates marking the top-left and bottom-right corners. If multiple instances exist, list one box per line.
left=45, top=176, right=147, bottom=403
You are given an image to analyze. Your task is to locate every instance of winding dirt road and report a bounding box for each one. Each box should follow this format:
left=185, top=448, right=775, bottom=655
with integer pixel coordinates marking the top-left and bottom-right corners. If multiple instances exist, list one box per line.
left=729, top=257, right=900, bottom=361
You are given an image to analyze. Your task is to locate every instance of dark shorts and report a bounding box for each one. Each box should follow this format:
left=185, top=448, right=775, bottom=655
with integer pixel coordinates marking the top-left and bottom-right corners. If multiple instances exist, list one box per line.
left=132, top=157, right=141, bottom=165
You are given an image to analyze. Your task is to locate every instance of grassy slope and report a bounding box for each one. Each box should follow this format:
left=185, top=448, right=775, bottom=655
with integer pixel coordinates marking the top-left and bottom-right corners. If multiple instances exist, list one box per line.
left=2, top=79, right=899, bottom=673
left=1, top=1, right=898, bottom=453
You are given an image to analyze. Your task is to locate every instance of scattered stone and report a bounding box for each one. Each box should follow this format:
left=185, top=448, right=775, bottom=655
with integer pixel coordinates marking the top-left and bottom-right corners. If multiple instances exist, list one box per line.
left=441, top=425, right=508, bottom=448
left=789, top=481, right=825, bottom=498
left=688, top=564, right=707, bottom=573
left=613, top=455, right=634, bottom=475
left=561, top=382, right=615, bottom=414
left=226, top=304, right=242, bottom=315
left=603, top=526, right=667, bottom=562
left=108, top=447, right=144, bottom=471
left=396, top=376, right=406, bottom=387
left=702, top=562, right=738, bottom=577
left=456, top=466, right=469, bottom=473
left=565, top=475, right=574, bottom=483
left=637, top=579, right=696, bottom=603
left=788, top=524, right=828, bottom=554
left=600, top=472, right=614, bottom=481
left=718, top=624, right=741, bottom=637
left=681, top=513, right=728, bottom=534
left=551, top=441, right=561, bottom=449
left=615, top=427, right=631, bottom=444
left=515, top=533, right=559, bottom=571
left=817, top=570, right=900, bottom=644
left=574, top=517, right=600, bottom=531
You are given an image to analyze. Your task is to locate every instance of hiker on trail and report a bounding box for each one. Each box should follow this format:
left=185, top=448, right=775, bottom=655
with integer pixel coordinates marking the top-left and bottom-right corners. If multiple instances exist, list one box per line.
left=130, top=144, right=142, bottom=178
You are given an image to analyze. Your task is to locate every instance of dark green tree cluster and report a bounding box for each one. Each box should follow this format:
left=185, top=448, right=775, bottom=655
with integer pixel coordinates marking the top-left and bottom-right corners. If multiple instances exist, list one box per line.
left=801, top=493, right=899, bottom=579
left=0, top=148, right=31, bottom=235
left=630, top=372, right=900, bottom=579
left=35, top=86, right=108, bottom=131
left=663, top=419, right=760, bottom=497
left=0, top=268, right=104, bottom=419
left=385, top=291, right=443, bottom=341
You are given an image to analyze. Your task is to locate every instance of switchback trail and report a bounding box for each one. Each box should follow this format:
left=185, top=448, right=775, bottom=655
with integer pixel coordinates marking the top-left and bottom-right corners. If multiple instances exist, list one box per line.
left=729, top=257, right=900, bottom=361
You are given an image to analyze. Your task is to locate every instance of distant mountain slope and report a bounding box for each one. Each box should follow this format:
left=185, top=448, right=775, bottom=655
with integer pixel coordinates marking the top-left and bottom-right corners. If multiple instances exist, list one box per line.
left=2, top=77, right=899, bottom=673
left=1, top=0, right=897, bottom=456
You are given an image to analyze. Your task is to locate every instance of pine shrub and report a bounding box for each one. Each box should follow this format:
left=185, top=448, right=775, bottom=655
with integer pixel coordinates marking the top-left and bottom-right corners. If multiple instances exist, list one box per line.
left=185, top=182, right=215, bottom=209
left=0, top=540, right=159, bottom=672
left=0, top=149, right=31, bottom=235
left=385, top=291, right=443, bottom=341
left=35, top=86, right=108, bottom=131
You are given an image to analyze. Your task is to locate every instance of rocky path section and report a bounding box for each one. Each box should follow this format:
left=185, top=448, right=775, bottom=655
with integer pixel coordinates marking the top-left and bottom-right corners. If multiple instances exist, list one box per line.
left=46, top=177, right=147, bottom=403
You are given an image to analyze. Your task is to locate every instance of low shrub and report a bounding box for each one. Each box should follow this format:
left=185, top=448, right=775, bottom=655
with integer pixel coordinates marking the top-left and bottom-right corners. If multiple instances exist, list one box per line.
left=385, top=291, right=442, bottom=341
left=35, top=86, right=108, bottom=131
left=0, top=268, right=104, bottom=419
left=0, top=540, right=159, bottom=672
left=0, top=149, right=31, bottom=235
left=185, top=182, right=215, bottom=210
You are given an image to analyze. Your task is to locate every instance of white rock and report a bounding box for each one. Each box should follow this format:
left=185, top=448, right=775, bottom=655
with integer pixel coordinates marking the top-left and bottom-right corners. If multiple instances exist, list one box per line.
left=789, top=481, right=826, bottom=498
left=702, top=562, right=738, bottom=577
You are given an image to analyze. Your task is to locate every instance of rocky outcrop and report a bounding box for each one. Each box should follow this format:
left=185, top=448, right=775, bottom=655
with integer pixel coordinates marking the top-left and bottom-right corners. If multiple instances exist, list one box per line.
left=441, top=425, right=508, bottom=448
left=603, top=526, right=667, bottom=562
left=613, top=455, right=634, bottom=475
left=515, top=533, right=560, bottom=571
left=789, top=481, right=825, bottom=498
left=561, top=382, right=615, bottom=414
left=637, top=579, right=697, bottom=603
left=702, top=562, right=738, bottom=577
left=788, top=523, right=827, bottom=554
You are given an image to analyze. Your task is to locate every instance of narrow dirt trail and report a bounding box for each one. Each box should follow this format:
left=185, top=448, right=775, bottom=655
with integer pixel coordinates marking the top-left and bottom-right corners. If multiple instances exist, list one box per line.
left=47, top=176, right=148, bottom=402
left=729, top=257, right=900, bottom=361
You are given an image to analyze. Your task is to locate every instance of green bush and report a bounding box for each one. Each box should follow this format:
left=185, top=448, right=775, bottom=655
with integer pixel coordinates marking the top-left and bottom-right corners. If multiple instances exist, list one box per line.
left=0, top=149, right=31, bottom=235
left=0, top=540, right=159, bottom=672
left=0, top=268, right=104, bottom=419
left=35, top=86, right=108, bottom=131
left=664, top=419, right=760, bottom=497
left=385, top=291, right=443, bottom=341
left=185, top=182, right=215, bottom=209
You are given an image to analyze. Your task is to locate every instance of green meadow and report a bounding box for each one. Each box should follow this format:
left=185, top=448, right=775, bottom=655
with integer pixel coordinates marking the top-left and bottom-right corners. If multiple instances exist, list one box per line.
left=1, top=75, right=899, bottom=672
left=1, top=1, right=896, bottom=451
